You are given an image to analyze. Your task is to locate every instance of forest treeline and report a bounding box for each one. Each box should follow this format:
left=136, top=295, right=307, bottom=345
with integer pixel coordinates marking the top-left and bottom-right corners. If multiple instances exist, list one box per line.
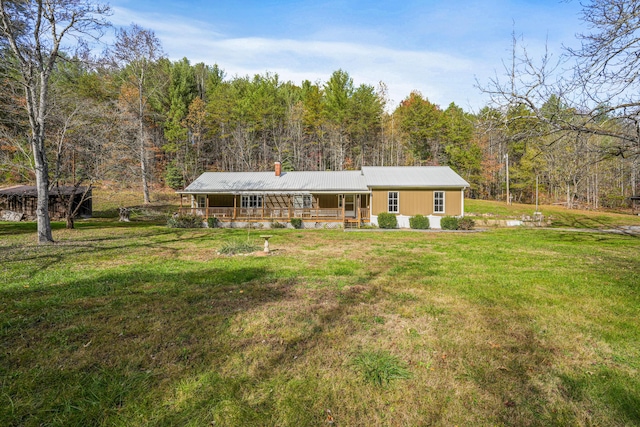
left=1, top=25, right=638, bottom=209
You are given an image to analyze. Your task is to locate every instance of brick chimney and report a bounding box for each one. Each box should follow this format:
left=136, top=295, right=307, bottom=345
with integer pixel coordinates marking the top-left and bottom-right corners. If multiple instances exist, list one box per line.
left=275, top=161, right=282, bottom=177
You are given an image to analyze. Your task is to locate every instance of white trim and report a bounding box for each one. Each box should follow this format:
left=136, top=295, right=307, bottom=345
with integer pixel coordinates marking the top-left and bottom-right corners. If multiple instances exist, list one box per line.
left=434, top=191, right=445, bottom=214
left=428, top=215, right=442, bottom=229
left=371, top=214, right=441, bottom=229
left=461, top=189, right=465, bottom=217
left=388, top=191, right=399, bottom=213
left=241, top=194, right=263, bottom=208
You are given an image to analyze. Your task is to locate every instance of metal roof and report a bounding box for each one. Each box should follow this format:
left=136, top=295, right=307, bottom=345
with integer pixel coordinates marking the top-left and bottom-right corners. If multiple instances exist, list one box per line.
left=182, top=171, right=369, bottom=193
left=180, top=166, right=469, bottom=194
left=361, top=166, right=469, bottom=188
left=0, top=185, right=90, bottom=197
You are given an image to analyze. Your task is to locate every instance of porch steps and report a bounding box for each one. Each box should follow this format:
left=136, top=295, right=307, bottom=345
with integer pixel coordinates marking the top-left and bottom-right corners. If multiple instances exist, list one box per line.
left=344, top=219, right=360, bottom=229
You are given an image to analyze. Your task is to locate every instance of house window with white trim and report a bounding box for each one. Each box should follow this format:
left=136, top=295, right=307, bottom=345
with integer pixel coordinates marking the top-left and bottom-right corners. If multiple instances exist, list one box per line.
left=388, top=191, right=399, bottom=213
left=293, top=194, right=312, bottom=209
left=434, top=191, right=445, bottom=213
left=196, top=195, right=206, bottom=208
left=241, top=195, right=263, bottom=208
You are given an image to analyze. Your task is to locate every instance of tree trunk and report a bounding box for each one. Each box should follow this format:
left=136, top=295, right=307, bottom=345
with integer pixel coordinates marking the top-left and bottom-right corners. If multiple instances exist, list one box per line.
left=140, top=134, right=150, bottom=204
left=139, top=77, right=151, bottom=204
left=34, top=140, right=54, bottom=242
left=32, top=104, right=54, bottom=243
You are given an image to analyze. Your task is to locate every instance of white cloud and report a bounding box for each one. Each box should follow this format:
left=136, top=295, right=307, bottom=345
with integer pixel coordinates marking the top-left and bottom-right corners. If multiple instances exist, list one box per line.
left=163, top=33, right=483, bottom=109
left=108, top=5, right=528, bottom=110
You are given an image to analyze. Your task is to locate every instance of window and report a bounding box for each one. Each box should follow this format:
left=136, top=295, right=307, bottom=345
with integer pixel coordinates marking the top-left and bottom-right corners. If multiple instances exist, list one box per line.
left=293, top=194, right=312, bottom=209
left=241, top=195, right=263, bottom=208
left=388, top=191, right=399, bottom=213
left=434, top=191, right=444, bottom=213
left=196, top=195, right=206, bottom=208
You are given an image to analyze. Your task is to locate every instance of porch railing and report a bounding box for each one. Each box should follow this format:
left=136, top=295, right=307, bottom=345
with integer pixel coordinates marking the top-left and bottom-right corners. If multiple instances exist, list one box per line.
left=178, top=207, right=370, bottom=222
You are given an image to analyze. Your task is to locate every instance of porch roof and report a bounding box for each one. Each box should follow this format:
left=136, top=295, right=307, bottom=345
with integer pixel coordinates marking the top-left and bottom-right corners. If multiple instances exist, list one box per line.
left=180, top=171, right=369, bottom=194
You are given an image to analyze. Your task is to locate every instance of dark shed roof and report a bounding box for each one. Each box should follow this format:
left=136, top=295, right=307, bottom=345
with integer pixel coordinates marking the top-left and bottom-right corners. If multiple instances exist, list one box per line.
left=0, top=185, right=89, bottom=197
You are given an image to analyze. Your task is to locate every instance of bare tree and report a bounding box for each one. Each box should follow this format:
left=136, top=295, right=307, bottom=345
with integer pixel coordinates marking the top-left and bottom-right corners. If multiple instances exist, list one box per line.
left=48, top=83, right=116, bottom=228
left=481, top=1, right=640, bottom=161
left=110, top=24, right=164, bottom=204
left=0, top=0, right=109, bottom=243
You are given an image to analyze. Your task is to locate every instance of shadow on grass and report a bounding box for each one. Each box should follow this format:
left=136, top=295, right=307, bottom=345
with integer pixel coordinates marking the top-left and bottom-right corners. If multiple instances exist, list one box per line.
left=0, top=265, right=290, bottom=425
left=149, top=282, right=381, bottom=426
left=460, top=302, right=640, bottom=426
left=0, top=226, right=220, bottom=275
left=0, top=218, right=169, bottom=238
left=559, top=368, right=640, bottom=423
left=0, top=258, right=376, bottom=426
left=550, top=213, right=640, bottom=237
left=0, top=220, right=68, bottom=236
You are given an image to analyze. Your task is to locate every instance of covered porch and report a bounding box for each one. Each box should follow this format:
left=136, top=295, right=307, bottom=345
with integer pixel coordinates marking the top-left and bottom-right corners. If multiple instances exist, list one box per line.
left=177, top=191, right=370, bottom=225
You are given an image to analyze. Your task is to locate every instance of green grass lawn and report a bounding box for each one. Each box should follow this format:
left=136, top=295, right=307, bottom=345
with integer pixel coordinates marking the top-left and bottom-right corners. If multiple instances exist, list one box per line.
left=466, top=198, right=640, bottom=229
left=1, top=217, right=639, bottom=426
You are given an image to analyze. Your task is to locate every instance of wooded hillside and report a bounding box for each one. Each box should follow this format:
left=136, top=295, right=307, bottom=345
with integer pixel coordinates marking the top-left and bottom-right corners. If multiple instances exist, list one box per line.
left=1, top=2, right=638, bottom=210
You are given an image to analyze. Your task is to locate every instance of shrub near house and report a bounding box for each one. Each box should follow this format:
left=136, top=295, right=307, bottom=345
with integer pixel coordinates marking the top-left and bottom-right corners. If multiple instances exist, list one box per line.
left=377, top=213, right=398, bottom=229
left=409, top=214, right=430, bottom=229
left=440, top=216, right=459, bottom=230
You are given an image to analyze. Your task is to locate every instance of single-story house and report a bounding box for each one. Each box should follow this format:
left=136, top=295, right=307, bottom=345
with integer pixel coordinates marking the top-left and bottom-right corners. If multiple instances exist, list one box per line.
left=0, top=185, right=92, bottom=221
left=178, top=163, right=469, bottom=228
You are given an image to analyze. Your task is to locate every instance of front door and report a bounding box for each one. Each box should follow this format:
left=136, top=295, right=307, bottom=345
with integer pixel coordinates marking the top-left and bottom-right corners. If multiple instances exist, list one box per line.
left=344, top=194, right=355, bottom=218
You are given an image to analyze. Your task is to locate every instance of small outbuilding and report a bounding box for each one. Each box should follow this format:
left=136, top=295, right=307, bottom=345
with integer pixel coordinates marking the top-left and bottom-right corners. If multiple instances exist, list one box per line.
left=631, top=196, right=640, bottom=214
left=0, top=185, right=92, bottom=221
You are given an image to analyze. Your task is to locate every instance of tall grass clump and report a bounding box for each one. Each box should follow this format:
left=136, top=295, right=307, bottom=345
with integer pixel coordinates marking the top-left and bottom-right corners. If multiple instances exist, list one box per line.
left=377, top=213, right=398, bottom=229
left=219, top=239, right=260, bottom=255
left=167, top=214, right=204, bottom=228
left=409, top=214, right=430, bottom=229
left=351, top=350, right=412, bottom=386
left=290, top=218, right=303, bottom=229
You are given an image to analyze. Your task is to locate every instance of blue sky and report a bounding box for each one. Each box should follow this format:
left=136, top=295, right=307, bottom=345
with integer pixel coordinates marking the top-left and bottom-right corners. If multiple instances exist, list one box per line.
left=107, top=0, right=585, bottom=111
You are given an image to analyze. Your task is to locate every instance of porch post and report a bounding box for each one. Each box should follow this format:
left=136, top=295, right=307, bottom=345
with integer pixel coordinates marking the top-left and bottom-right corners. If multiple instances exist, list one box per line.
left=205, top=194, right=209, bottom=219
left=233, top=195, right=237, bottom=219
left=288, top=195, right=292, bottom=219
left=357, top=194, right=361, bottom=223
left=262, top=194, right=265, bottom=219
left=342, top=194, right=345, bottom=221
